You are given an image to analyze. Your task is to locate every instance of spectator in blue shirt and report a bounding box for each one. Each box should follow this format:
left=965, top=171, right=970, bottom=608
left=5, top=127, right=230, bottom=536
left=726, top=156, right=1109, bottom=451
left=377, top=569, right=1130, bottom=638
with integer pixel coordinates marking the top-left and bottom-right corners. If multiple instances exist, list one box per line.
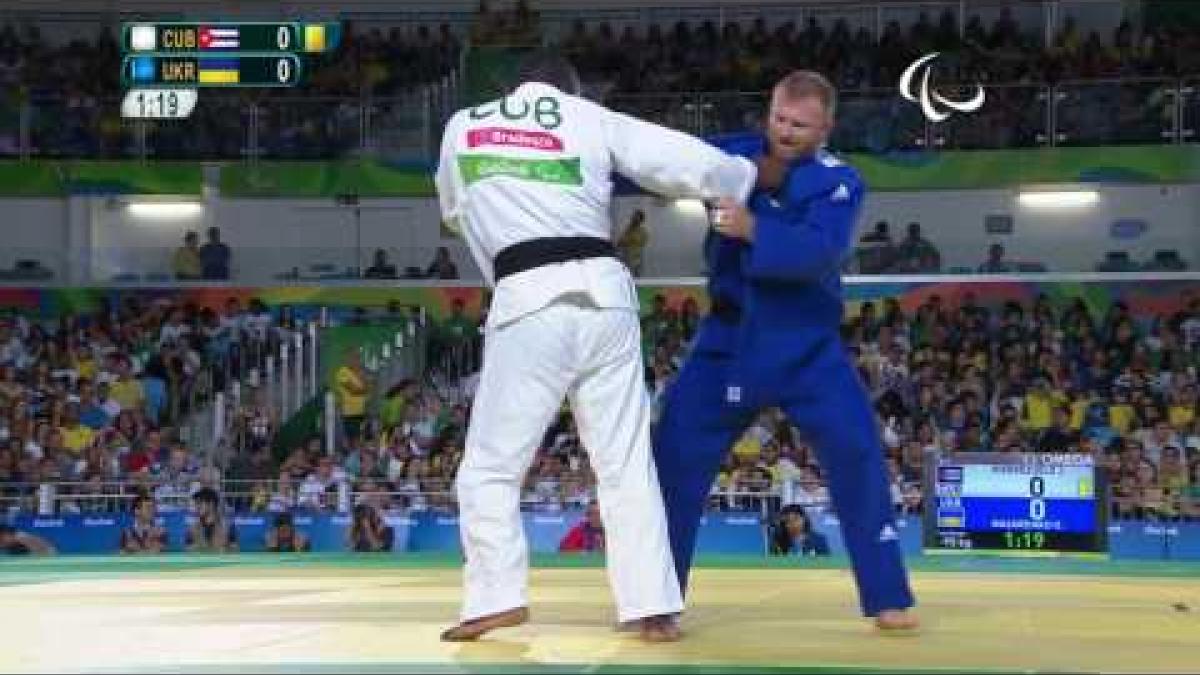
left=199, top=227, right=232, bottom=280
left=978, top=243, right=1014, bottom=273
left=140, top=358, right=168, bottom=427
left=78, top=380, right=110, bottom=430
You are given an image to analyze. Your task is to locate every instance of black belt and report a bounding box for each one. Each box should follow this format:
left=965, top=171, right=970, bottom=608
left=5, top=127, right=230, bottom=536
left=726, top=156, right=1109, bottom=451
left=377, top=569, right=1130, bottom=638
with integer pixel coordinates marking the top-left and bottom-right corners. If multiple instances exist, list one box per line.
left=494, top=236, right=618, bottom=281
left=710, top=296, right=742, bottom=323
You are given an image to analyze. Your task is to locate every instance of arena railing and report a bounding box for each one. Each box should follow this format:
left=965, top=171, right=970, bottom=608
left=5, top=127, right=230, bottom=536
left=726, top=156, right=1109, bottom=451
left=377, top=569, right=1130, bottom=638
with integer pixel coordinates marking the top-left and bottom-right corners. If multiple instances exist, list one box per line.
left=5, top=477, right=1189, bottom=522
left=2, top=75, right=1195, bottom=162
left=0, top=478, right=819, bottom=518
left=1, top=67, right=460, bottom=161
left=207, top=309, right=433, bottom=468
left=605, top=76, right=1197, bottom=152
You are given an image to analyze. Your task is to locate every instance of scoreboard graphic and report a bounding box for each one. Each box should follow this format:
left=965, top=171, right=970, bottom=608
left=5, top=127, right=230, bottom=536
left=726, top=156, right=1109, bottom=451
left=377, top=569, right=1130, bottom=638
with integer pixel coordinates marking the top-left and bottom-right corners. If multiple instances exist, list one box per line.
left=923, top=452, right=1109, bottom=557
left=119, top=21, right=340, bottom=118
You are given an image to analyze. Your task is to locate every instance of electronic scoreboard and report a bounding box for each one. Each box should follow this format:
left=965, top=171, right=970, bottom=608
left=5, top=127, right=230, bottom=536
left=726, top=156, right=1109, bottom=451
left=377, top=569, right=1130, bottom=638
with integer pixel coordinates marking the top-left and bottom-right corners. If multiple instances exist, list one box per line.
left=923, top=452, right=1109, bottom=557
left=119, top=21, right=341, bottom=119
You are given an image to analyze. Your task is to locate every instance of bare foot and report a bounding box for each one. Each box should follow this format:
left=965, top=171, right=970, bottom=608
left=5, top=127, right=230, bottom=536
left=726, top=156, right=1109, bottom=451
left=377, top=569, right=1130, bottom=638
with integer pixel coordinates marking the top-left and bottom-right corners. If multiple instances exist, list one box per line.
left=440, top=606, right=530, bottom=642
left=874, top=608, right=919, bottom=632
left=638, top=614, right=682, bottom=643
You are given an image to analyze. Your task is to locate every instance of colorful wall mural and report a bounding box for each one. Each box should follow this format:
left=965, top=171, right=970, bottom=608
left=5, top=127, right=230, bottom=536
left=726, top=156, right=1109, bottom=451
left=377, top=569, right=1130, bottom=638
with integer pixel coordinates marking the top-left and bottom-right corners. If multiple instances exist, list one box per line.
left=3, top=278, right=1196, bottom=324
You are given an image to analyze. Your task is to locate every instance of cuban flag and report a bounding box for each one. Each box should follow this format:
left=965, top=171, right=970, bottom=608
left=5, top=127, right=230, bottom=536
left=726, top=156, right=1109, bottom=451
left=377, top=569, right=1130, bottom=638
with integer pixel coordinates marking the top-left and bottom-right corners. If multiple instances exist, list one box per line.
left=198, top=26, right=239, bottom=49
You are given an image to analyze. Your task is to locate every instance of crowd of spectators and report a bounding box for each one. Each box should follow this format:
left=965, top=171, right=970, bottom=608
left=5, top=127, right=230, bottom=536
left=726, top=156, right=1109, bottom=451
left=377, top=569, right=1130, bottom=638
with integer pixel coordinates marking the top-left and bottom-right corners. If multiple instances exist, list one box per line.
left=561, top=8, right=1200, bottom=95
left=0, top=20, right=461, bottom=158
left=191, top=286, right=1200, bottom=525
left=559, top=8, right=1199, bottom=149
left=469, top=0, right=542, bottom=47
left=0, top=20, right=460, bottom=101
left=6, top=285, right=1200, bottom=543
left=4, top=4, right=1200, bottom=157
left=640, top=291, right=1200, bottom=521
left=0, top=295, right=306, bottom=515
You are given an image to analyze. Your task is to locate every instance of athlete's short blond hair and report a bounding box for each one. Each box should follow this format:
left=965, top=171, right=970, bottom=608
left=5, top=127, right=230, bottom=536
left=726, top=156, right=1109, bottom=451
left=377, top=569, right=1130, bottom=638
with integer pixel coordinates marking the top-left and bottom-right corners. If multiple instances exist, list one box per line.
left=773, top=70, right=837, bottom=119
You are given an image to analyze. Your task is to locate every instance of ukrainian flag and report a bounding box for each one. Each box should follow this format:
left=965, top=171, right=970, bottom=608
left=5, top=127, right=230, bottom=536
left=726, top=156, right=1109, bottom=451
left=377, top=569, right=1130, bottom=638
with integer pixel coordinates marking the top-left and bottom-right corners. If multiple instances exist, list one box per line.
left=198, top=58, right=239, bottom=85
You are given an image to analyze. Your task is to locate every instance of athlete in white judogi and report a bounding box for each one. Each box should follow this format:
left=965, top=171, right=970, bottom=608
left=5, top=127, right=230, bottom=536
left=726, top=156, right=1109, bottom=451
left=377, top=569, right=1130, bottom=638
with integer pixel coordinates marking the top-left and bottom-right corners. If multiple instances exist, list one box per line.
left=435, top=52, right=759, bottom=642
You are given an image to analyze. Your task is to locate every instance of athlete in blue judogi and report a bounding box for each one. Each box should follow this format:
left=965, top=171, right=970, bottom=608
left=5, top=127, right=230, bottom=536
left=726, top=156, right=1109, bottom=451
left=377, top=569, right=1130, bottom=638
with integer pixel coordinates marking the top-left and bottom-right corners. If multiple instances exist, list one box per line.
left=652, top=70, right=918, bottom=630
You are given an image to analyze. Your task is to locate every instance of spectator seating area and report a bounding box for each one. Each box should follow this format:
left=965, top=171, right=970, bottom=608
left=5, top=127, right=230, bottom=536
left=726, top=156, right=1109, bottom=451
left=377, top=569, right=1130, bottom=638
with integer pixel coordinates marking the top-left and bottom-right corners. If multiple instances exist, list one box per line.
left=0, top=21, right=461, bottom=159
left=638, top=290, right=1200, bottom=522
left=2, top=1, right=1200, bottom=158
left=560, top=8, right=1200, bottom=95
left=0, top=296, right=309, bottom=515
left=4, top=286, right=1200, bottom=535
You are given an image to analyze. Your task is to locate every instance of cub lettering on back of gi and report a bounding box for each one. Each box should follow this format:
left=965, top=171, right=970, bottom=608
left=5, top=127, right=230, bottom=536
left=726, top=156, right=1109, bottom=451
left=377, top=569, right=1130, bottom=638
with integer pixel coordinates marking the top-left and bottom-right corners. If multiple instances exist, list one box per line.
left=470, top=95, right=563, bottom=130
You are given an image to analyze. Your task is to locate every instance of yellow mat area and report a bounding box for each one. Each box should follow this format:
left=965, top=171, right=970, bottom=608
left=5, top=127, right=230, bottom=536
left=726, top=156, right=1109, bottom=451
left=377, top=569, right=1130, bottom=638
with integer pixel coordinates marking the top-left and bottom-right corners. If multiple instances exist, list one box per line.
left=1, top=563, right=1197, bottom=673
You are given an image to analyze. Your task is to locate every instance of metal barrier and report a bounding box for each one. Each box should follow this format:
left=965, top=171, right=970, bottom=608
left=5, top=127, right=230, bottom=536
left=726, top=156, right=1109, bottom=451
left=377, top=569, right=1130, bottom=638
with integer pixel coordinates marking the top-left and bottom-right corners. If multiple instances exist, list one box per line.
left=2, top=479, right=806, bottom=519
left=9, top=476, right=1191, bottom=521
left=183, top=320, right=323, bottom=467
left=607, top=77, right=1200, bottom=151
left=314, top=314, right=432, bottom=455
left=6, top=83, right=454, bottom=161
left=2, top=75, right=1196, bottom=161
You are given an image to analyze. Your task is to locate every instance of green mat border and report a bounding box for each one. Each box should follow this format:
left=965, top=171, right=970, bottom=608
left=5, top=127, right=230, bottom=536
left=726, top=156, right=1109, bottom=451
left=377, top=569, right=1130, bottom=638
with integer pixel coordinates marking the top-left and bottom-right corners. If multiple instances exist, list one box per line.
left=88, top=663, right=1032, bottom=675
left=3, top=552, right=1198, bottom=582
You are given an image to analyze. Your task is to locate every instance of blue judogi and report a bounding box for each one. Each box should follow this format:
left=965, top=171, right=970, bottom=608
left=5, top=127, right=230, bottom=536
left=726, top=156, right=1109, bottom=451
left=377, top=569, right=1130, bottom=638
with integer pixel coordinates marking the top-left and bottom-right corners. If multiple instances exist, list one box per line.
left=652, top=132, right=915, bottom=617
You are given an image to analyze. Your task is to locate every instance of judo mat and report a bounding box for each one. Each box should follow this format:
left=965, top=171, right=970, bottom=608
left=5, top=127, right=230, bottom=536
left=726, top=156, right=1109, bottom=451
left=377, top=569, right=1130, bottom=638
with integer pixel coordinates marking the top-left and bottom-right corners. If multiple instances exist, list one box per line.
left=1, top=553, right=1197, bottom=673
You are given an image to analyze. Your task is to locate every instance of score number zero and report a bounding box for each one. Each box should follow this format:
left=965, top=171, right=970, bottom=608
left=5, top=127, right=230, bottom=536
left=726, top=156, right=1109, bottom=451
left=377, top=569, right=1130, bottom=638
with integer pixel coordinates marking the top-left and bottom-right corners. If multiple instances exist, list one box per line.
left=276, top=55, right=292, bottom=84
left=273, top=26, right=295, bottom=83
left=1028, top=476, right=1045, bottom=521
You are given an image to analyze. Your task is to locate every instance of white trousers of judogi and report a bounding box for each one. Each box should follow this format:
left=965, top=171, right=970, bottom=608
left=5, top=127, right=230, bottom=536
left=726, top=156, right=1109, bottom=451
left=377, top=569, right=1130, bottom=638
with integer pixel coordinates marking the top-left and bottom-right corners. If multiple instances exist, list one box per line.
left=454, top=295, right=683, bottom=623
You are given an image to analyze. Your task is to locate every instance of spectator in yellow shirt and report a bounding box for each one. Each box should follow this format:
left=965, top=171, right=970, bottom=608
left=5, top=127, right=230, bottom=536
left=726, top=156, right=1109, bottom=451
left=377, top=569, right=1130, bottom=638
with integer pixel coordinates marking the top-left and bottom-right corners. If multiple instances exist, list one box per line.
left=172, top=231, right=202, bottom=280
left=58, top=404, right=95, bottom=455
left=335, top=351, right=369, bottom=441
left=1022, top=377, right=1062, bottom=431
left=1068, top=388, right=1091, bottom=431
left=732, top=431, right=762, bottom=460
left=616, top=209, right=649, bottom=277
left=1168, top=386, right=1197, bottom=429
left=1159, top=445, right=1189, bottom=499
left=1109, top=388, right=1136, bottom=436
left=109, top=359, right=145, bottom=414
left=758, top=441, right=799, bottom=487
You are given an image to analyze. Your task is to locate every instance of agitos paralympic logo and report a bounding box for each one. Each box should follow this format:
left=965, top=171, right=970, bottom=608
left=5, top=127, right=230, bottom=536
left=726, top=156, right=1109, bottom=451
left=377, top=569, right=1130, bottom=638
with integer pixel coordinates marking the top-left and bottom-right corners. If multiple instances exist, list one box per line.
left=898, top=52, right=985, bottom=123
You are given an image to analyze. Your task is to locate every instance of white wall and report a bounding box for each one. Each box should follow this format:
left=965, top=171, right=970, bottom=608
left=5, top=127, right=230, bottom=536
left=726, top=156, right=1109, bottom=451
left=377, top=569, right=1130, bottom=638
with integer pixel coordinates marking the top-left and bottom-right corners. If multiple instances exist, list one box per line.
left=211, top=198, right=479, bottom=280
left=867, top=184, right=1200, bottom=273
left=615, top=184, right=1200, bottom=277
left=6, top=182, right=1197, bottom=283
left=0, top=199, right=68, bottom=277
left=89, top=197, right=205, bottom=281
left=86, top=196, right=480, bottom=282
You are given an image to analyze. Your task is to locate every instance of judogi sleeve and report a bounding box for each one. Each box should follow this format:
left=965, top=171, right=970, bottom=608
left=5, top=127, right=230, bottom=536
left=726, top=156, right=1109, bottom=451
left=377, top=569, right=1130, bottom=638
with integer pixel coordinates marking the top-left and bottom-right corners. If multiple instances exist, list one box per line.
left=744, top=169, right=865, bottom=282
left=434, top=112, right=495, bottom=284
left=434, top=113, right=464, bottom=230
left=604, top=108, right=757, bottom=204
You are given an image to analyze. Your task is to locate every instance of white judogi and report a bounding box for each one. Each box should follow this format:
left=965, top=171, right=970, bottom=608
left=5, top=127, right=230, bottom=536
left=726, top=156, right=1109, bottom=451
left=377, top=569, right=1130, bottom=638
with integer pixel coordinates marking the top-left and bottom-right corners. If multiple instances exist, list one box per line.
left=435, top=81, right=756, bottom=623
